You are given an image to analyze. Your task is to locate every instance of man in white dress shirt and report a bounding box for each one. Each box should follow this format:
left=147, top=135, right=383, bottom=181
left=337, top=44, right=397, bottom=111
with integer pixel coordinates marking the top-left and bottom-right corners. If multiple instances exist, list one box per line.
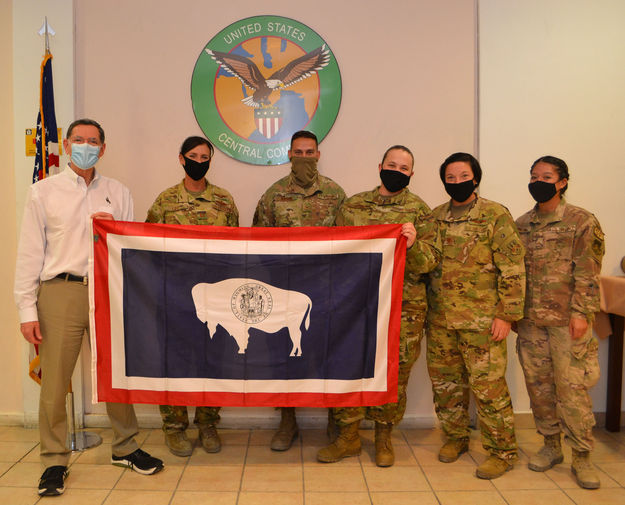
left=14, top=119, right=163, bottom=497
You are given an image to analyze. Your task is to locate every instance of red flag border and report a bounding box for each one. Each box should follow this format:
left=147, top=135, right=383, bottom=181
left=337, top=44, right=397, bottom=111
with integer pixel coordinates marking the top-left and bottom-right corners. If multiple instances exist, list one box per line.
left=90, top=221, right=405, bottom=407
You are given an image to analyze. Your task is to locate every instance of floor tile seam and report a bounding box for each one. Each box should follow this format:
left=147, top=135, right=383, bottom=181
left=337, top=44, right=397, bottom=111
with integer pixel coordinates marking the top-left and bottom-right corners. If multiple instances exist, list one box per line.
left=420, top=463, right=499, bottom=492
left=560, top=486, right=584, bottom=504
left=298, top=431, right=307, bottom=505
left=491, top=474, right=515, bottom=505
left=403, top=432, right=439, bottom=494
left=233, top=428, right=252, bottom=505
left=0, top=460, right=19, bottom=480
left=108, top=430, right=155, bottom=492
left=167, top=430, right=195, bottom=505
left=593, top=464, right=625, bottom=488
left=0, top=483, right=38, bottom=489
left=433, top=487, right=514, bottom=505
left=99, top=486, right=114, bottom=505
left=603, top=432, right=625, bottom=447
left=356, top=456, right=375, bottom=505
left=15, top=441, right=41, bottom=465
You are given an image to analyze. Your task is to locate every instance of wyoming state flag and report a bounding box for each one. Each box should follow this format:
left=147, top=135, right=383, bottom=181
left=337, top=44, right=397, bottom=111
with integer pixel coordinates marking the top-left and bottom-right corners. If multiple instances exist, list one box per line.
left=89, top=220, right=406, bottom=407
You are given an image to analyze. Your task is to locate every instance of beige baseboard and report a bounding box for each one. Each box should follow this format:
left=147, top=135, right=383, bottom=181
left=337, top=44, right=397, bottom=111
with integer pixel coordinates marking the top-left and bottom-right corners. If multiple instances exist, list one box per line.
left=2, top=411, right=624, bottom=430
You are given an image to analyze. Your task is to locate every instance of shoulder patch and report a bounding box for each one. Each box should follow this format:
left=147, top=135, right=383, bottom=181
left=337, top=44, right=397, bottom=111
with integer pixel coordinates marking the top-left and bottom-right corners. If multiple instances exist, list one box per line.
left=591, top=226, right=605, bottom=259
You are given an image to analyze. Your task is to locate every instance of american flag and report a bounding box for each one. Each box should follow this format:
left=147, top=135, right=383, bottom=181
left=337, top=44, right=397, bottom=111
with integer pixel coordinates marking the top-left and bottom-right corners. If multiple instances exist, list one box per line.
left=28, top=52, right=61, bottom=385
left=33, top=53, right=59, bottom=183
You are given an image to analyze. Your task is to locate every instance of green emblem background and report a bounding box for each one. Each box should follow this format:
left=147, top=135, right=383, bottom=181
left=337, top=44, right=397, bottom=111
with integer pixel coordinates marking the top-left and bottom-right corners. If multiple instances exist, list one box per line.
left=191, top=15, right=342, bottom=165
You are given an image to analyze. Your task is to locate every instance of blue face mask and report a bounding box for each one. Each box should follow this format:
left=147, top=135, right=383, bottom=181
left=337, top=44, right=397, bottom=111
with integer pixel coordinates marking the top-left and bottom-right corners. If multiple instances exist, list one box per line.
left=70, top=143, right=101, bottom=169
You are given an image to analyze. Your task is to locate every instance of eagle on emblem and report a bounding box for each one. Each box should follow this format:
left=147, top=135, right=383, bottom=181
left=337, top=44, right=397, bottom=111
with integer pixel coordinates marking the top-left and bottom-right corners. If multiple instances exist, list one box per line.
left=205, top=45, right=330, bottom=108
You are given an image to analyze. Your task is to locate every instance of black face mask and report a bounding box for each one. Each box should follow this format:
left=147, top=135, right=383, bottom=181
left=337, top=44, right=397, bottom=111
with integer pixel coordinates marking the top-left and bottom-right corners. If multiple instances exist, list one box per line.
left=528, top=180, right=558, bottom=203
left=380, top=169, right=411, bottom=193
left=444, top=179, right=476, bottom=202
left=183, top=156, right=210, bottom=181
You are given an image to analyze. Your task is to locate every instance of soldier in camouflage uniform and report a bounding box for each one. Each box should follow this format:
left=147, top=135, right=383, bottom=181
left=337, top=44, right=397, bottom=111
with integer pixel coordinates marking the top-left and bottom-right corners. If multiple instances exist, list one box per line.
left=146, top=136, right=239, bottom=457
left=516, top=156, right=605, bottom=489
left=426, top=152, right=525, bottom=480
left=316, top=145, right=441, bottom=467
left=253, top=130, right=345, bottom=451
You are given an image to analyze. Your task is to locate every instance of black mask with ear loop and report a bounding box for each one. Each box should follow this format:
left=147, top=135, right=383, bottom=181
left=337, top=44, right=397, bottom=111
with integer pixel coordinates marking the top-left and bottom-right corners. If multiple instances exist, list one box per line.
left=528, top=181, right=558, bottom=203
left=444, top=179, right=476, bottom=202
left=380, top=169, right=411, bottom=193
left=183, top=157, right=211, bottom=180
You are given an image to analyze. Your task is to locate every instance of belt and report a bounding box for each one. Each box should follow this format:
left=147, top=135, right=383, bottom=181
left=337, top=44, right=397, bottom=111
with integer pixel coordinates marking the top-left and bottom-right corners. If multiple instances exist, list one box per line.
left=55, top=273, right=88, bottom=285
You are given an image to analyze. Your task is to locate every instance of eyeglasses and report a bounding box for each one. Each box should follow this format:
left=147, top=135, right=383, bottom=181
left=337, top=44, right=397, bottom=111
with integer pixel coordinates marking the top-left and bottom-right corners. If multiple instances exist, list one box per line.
left=69, top=136, right=101, bottom=146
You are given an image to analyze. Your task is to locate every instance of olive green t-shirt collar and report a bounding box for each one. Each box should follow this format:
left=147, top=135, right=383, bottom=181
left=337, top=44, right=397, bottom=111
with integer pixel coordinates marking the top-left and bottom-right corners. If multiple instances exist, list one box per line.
left=177, top=179, right=215, bottom=202
left=442, top=195, right=480, bottom=222
left=364, top=186, right=410, bottom=205
left=529, top=197, right=567, bottom=225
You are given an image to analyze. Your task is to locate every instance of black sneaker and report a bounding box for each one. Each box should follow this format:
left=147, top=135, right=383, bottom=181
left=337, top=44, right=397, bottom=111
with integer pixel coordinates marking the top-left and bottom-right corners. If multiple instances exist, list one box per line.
left=38, top=465, right=68, bottom=496
left=111, top=448, right=164, bottom=475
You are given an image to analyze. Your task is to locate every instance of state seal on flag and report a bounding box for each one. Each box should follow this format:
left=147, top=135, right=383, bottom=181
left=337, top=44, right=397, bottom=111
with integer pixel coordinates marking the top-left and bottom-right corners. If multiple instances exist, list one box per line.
left=191, top=15, right=342, bottom=165
left=231, top=283, right=273, bottom=324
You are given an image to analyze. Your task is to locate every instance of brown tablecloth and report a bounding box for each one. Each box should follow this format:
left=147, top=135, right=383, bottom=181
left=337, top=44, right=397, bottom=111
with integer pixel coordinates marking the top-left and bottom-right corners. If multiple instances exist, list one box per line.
left=594, top=276, right=625, bottom=339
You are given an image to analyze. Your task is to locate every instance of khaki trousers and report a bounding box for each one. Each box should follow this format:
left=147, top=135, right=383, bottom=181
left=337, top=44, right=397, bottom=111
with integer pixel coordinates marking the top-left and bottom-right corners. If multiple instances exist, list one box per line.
left=37, top=278, right=139, bottom=467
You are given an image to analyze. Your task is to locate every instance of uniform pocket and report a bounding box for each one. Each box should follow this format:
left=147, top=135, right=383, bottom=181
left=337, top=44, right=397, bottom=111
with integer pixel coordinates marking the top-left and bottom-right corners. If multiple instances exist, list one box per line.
left=542, top=228, right=574, bottom=261
left=569, top=334, right=600, bottom=388
left=443, top=223, right=488, bottom=264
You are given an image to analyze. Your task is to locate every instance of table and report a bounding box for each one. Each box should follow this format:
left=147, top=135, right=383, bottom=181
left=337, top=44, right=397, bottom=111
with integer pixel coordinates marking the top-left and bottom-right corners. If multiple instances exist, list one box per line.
left=595, top=276, right=625, bottom=432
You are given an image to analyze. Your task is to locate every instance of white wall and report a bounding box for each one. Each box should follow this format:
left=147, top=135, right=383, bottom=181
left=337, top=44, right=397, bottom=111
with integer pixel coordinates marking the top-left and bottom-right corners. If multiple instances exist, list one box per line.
left=6, top=0, right=76, bottom=425
left=479, top=0, right=625, bottom=412
left=71, top=0, right=476, bottom=425
left=4, top=0, right=624, bottom=428
left=0, top=0, right=20, bottom=422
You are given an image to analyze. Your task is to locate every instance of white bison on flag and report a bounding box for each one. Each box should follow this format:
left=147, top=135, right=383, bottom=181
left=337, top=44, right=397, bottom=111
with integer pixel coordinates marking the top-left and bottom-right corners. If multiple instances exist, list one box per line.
left=191, top=279, right=312, bottom=357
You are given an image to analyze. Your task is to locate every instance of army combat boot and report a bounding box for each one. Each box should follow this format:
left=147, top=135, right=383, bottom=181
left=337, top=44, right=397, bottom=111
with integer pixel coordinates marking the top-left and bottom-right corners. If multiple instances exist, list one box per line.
left=374, top=422, right=394, bottom=467
left=164, top=430, right=193, bottom=457
left=438, top=438, right=469, bottom=463
left=528, top=433, right=563, bottom=471
left=270, top=407, right=299, bottom=451
left=476, top=455, right=513, bottom=479
left=571, top=449, right=600, bottom=489
left=317, top=421, right=361, bottom=462
left=198, top=424, right=221, bottom=453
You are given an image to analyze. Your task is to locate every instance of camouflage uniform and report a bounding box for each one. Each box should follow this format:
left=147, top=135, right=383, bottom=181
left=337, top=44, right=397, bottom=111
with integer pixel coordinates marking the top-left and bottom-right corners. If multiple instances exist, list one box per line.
left=253, top=172, right=345, bottom=227
left=254, top=169, right=345, bottom=442
left=426, top=196, right=525, bottom=461
left=146, top=179, right=238, bottom=226
left=146, top=179, right=239, bottom=432
left=331, top=187, right=441, bottom=426
left=516, top=198, right=604, bottom=452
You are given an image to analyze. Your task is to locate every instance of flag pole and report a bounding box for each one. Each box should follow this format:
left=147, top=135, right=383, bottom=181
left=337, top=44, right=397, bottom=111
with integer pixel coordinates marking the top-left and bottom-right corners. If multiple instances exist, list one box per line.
left=66, top=381, right=103, bottom=452
left=44, top=17, right=49, bottom=54
left=39, top=19, right=101, bottom=450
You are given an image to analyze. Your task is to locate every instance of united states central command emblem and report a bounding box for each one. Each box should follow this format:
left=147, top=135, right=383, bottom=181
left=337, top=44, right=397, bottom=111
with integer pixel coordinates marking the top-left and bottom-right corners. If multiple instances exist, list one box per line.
left=231, top=283, right=273, bottom=324
left=191, top=15, right=342, bottom=165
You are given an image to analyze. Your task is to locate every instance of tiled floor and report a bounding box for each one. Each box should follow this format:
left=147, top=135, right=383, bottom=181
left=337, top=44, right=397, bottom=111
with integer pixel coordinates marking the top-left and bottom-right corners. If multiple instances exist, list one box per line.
left=1, top=425, right=625, bottom=504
